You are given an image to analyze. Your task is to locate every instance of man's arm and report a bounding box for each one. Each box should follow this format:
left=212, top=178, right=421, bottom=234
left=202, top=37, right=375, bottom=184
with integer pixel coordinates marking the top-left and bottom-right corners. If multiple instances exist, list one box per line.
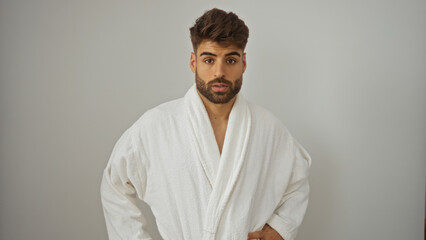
left=266, top=139, right=312, bottom=240
left=100, top=128, right=153, bottom=240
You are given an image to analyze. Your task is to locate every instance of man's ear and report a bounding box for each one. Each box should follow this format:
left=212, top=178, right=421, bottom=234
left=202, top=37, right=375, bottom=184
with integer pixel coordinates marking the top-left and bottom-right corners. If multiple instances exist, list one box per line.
left=242, top=52, right=247, bottom=73
left=190, top=52, right=196, bottom=73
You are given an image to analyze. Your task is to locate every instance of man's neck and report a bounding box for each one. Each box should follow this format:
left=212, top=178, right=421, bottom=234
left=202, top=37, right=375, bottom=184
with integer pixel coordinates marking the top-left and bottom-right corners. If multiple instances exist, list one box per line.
left=196, top=91, right=236, bottom=122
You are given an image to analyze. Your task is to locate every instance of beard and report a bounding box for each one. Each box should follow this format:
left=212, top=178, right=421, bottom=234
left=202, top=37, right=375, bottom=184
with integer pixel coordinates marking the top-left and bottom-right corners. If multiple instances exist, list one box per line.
left=195, top=70, right=243, bottom=104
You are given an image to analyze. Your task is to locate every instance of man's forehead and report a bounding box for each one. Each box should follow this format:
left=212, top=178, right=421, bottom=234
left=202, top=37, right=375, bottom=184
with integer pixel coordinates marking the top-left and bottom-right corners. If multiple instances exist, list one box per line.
left=196, top=40, right=243, bottom=56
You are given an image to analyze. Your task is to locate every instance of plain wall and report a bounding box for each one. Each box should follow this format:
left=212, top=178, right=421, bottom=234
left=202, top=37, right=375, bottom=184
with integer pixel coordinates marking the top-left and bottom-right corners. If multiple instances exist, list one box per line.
left=1, top=1, right=425, bottom=239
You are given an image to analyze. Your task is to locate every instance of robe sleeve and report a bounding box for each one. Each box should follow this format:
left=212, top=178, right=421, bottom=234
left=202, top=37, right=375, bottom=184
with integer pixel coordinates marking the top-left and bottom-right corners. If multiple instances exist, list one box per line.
left=266, top=139, right=312, bottom=240
left=100, top=128, right=153, bottom=240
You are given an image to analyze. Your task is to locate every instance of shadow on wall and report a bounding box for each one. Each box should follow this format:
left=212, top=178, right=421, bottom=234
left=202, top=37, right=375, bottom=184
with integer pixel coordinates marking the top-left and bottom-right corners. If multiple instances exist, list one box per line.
left=138, top=201, right=163, bottom=239
left=296, top=125, right=340, bottom=240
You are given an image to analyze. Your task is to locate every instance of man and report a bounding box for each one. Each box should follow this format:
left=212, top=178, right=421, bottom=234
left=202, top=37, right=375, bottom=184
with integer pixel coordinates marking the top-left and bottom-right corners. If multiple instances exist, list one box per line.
left=101, top=8, right=311, bottom=240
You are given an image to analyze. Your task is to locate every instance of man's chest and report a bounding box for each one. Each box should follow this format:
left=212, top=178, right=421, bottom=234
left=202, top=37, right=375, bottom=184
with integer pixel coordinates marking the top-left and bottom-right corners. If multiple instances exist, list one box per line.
left=210, top=120, right=228, bottom=154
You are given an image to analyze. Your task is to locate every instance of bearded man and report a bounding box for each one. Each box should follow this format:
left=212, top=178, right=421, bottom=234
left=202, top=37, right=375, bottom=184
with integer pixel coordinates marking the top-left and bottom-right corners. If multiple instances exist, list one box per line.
left=101, top=8, right=311, bottom=240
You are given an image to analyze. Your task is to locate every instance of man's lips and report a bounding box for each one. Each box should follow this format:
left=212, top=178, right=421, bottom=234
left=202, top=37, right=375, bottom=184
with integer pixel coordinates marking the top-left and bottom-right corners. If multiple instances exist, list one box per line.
left=212, top=83, right=228, bottom=87
left=211, top=83, right=229, bottom=92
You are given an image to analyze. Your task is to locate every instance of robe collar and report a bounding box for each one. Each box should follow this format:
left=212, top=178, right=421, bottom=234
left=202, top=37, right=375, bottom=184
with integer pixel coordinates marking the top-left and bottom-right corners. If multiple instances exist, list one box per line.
left=184, top=84, right=252, bottom=237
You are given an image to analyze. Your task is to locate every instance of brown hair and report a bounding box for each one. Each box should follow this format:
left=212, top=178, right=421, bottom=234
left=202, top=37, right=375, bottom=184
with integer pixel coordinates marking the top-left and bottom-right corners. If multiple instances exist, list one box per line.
left=189, top=8, right=249, bottom=53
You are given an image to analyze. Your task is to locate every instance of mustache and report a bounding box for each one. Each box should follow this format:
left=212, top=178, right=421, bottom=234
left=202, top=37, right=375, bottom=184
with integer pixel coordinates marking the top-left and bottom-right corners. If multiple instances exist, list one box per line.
left=208, top=77, right=233, bottom=86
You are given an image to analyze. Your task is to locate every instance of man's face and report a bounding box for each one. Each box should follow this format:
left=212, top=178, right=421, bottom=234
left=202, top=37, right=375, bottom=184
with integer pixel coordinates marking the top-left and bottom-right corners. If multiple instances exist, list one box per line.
left=190, top=40, right=247, bottom=104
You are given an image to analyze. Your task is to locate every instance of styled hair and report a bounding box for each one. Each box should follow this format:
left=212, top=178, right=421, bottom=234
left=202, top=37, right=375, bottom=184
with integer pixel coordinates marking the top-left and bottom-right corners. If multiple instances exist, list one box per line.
left=189, top=8, right=249, bottom=53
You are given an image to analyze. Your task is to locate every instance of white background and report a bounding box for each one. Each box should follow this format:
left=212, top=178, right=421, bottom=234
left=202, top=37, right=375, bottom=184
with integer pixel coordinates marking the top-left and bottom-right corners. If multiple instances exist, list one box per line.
left=1, top=1, right=425, bottom=239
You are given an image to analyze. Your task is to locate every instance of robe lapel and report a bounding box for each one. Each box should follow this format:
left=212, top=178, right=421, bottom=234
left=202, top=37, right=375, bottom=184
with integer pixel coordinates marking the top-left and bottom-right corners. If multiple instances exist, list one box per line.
left=184, top=85, right=221, bottom=188
left=184, top=84, right=252, bottom=238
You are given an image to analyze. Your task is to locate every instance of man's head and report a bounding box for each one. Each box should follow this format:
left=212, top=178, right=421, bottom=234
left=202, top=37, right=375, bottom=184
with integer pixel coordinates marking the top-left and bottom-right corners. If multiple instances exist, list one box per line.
left=189, top=8, right=249, bottom=104
left=189, top=8, right=249, bottom=53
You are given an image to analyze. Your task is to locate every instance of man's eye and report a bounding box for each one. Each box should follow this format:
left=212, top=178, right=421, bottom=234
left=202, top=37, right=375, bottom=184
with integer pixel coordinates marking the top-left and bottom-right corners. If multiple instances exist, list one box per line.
left=227, top=59, right=237, bottom=64
left=204, top=59, right=214, bottom=64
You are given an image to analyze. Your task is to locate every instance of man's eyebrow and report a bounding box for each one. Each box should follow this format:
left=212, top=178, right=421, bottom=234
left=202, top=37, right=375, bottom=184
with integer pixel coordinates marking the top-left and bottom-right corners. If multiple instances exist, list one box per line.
left=199, top=52, right=216, bottom=57
left=199, top=51, right=241, bottom=57
left=225, top=51, right=241, bottom=57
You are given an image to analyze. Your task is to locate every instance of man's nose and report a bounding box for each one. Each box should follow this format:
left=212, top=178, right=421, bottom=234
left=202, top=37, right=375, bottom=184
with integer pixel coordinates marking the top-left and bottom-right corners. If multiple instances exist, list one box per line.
left=214, top=61, right=226, bottom=79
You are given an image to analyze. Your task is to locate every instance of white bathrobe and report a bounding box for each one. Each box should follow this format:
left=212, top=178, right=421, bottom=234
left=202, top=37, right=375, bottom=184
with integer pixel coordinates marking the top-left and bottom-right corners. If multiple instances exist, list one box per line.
left=101, top=84, right=311, bottom=240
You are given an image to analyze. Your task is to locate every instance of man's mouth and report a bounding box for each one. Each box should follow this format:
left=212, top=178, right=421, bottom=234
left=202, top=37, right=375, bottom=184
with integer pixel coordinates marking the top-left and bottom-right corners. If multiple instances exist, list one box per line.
left=211, top=83, right=229, bottom=92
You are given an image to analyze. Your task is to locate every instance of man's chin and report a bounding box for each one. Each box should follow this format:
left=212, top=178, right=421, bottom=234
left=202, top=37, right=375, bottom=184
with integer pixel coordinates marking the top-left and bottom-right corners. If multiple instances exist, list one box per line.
left=210, top=90, right=227, bottom=96
left=211, top=95, right=235, bottom=104
left=197, top=86, right=237, bottom=104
